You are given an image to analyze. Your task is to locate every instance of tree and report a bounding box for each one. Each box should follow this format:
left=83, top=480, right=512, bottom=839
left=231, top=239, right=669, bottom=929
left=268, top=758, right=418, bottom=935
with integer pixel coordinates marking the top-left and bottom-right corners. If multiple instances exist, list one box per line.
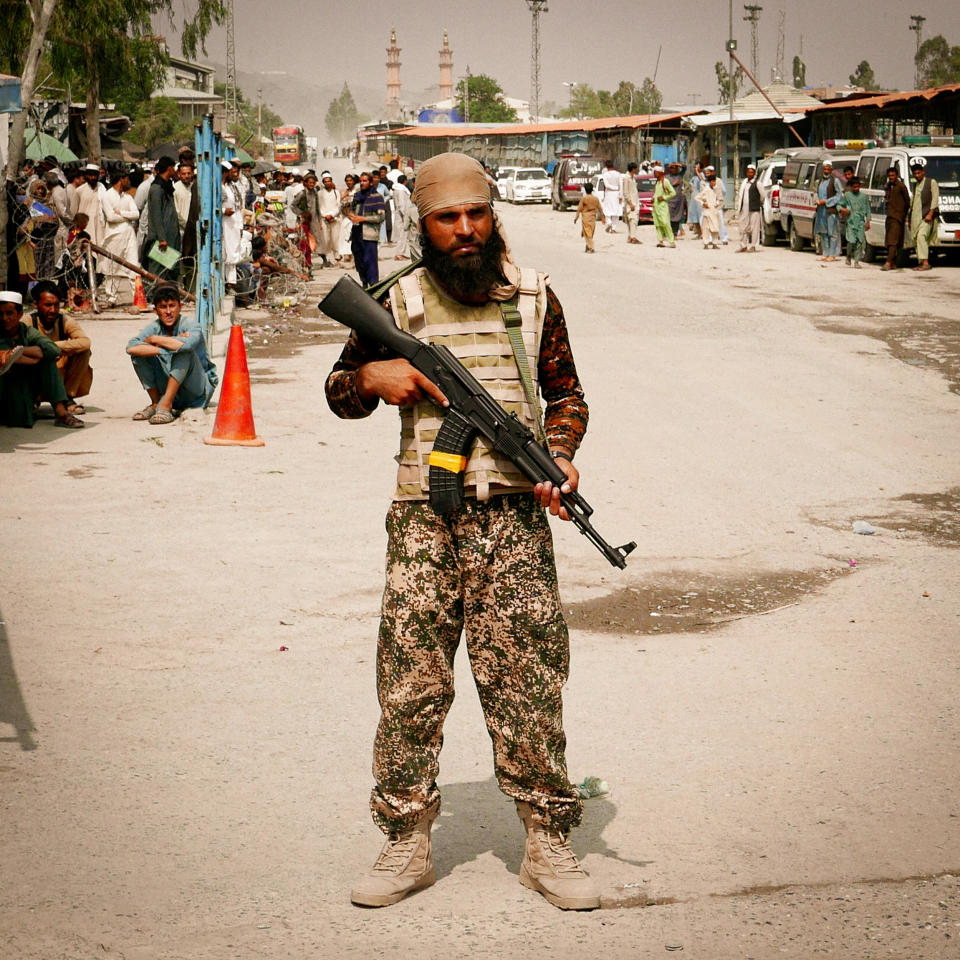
left=792, top=54, right=806, bottom=88
left=126, top=97, right=193, bottom=150
left=849, top=60, right=877, bottom=90
left=325, top=83, right=364, bottom=143
left=715, top=61, right=745, bottom=104
left=455, top=74, right=518, bottom=123
left=47, top=0, right=226, bottom=162
left=0, top=0, right=60, bottom=287
left=560, top=79, right=663, bottom=119
left=915, top=35, right=960, bottom=88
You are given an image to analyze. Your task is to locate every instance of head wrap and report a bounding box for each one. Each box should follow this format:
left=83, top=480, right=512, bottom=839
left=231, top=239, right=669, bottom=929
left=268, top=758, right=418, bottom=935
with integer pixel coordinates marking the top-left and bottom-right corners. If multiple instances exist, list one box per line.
left=0, top=291, right=24, bottom=305
left=704, top=165, right=715, bottom=173
left=652, top=164, right=664, bottom=173
left=411, top=153, right=491, bottom=219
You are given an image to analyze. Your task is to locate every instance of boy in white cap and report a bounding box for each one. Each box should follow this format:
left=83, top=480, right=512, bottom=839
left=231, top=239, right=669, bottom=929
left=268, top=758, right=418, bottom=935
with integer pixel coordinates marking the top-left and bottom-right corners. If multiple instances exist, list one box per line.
left=696, top=166, right=723, bottom=248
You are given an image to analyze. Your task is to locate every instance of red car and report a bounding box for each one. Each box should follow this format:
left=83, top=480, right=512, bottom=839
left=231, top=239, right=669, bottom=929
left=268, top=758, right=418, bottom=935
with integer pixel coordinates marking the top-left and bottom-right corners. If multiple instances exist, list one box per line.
left=635, top=175, right=656, bottom=222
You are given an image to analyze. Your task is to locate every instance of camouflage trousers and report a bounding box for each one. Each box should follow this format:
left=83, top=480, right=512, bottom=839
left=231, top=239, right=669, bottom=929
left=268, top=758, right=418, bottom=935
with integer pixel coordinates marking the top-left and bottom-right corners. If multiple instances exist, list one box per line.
left=370, top=493, right=583, bottom=835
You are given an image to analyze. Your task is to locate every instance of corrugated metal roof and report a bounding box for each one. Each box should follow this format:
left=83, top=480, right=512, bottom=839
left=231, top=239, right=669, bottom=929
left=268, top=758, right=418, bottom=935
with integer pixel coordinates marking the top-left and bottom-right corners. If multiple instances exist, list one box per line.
left=805, top=83, right=960, bottom=113
left=733, top=81, right=823, bottom=113
left=390, top=110, right=702, bottom=139
left=686, top=109, right=806, bottom=128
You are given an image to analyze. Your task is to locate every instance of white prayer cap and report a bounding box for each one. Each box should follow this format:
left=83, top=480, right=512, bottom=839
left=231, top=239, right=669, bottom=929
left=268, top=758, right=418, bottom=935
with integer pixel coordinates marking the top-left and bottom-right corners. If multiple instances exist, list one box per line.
left=83, top=163, right=100, bottom=172
left=909, top=156, right=927, bottom=168
left=320, top=170, right=332, bottom=179
left=0, top=291, right=24, bottom=305
left=652, top=164, right=664, bottom=172
left=822, top=157, right=834, bottom=167
left=746, top=162, right=757, bottom=170
left=220, top=159, right=233, bottom=170
left=704, top=165, right=715, bottom=173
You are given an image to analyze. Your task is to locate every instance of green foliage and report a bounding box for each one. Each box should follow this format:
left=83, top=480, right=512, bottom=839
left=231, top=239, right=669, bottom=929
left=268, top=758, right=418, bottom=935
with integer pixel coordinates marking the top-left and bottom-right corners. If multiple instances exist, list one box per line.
left=455, top=74, right=518, bottom=123
left=126, top=97, right=193, bottom=150
left=715, top=61, right=745, bottom=104
left=849, top=60, right=877, bottom=90
left=792, top=55, right=806, bottom=88
left=915, top=35, right=960, bottom=88
left=0, top=3, right=34, bottom=76
left=325, top=83, right=365, bottom=143
left=559, top=79, right=662, bottom=119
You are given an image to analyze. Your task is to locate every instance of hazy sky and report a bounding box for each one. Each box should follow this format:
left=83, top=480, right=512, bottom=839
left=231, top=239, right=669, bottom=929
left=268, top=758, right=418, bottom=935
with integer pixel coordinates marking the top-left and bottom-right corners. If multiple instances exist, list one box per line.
left=165, top=0, right=958, bottom=113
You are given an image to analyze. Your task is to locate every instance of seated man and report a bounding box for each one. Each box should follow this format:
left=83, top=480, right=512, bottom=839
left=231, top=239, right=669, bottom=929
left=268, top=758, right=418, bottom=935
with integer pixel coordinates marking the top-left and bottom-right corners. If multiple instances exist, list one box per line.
left=126, top=283, right=218, bottom=425
left=29, top=280, right=93, bottom=414
left=0, top=290, right=83, bottom=428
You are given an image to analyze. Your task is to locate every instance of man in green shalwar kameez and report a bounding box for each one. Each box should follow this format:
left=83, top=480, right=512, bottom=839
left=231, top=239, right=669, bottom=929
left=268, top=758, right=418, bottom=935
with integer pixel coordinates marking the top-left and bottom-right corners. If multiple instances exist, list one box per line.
left=838, top=177, right=872, bottom=268
left=652, top=164, right=677, bottom=247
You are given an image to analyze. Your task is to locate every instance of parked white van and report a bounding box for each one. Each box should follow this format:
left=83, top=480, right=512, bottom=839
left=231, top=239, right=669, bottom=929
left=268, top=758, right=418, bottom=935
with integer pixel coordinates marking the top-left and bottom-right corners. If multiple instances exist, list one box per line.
left=778, top=147, right=862, bottom=251
left=854, top=143, right=960, bottom=261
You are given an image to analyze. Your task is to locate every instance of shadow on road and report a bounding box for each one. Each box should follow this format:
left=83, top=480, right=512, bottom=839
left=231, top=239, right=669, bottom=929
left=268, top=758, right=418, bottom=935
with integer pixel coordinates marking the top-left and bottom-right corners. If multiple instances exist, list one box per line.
left=430, top=776, right=650, bottom=879
left=0, top=608, right=37, bottom=751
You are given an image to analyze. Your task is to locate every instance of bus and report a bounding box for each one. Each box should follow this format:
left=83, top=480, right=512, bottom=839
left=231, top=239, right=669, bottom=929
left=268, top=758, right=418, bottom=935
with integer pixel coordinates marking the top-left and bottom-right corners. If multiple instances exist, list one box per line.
left=272, top=126, right=307, bottom=165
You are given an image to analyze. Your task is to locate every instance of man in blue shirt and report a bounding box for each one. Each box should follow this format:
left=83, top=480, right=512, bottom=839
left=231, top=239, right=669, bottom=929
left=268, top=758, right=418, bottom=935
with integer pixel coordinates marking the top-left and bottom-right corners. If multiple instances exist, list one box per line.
left=126, top=284, right=218, bottom=425
left=815, top=159, right=843, bottom=262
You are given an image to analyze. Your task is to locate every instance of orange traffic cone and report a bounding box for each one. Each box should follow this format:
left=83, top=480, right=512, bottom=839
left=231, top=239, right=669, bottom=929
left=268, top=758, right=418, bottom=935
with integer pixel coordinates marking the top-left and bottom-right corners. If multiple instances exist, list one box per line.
left=133, top=276, right=148, bottom=310
left=204, top=325, right=265, bottom=447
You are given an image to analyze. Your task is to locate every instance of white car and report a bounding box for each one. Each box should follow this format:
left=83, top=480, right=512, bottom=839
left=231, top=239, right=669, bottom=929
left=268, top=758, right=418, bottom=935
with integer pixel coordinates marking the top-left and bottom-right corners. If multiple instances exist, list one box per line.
left=506, top=167, right=551, bottom=203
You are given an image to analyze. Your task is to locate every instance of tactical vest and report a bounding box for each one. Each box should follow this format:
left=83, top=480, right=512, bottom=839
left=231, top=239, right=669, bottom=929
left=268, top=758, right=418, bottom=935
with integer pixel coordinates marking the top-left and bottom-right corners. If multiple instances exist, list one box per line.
left=388, top=266, right=547, bottom=502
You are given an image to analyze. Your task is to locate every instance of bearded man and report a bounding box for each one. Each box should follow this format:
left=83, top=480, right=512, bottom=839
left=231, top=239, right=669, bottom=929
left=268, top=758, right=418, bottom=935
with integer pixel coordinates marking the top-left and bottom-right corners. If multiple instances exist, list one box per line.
left=325, top=152, right=599, bottom=912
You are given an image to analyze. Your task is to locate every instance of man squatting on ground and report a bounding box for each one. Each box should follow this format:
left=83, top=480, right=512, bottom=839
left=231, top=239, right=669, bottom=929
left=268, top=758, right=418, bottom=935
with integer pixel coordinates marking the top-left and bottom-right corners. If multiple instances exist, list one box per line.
left=126, top=284, right=218, bottom=425
left=325, top=152, right=600, bottom=911
left=0, top=290, right=84, bottom=429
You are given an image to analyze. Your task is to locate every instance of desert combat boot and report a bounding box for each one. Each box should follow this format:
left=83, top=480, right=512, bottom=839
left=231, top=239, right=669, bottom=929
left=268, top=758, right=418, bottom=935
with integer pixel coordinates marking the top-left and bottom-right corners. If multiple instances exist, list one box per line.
left=350, top=811, right=436, bottom=907
left=516, top=801, right=600, bottom=910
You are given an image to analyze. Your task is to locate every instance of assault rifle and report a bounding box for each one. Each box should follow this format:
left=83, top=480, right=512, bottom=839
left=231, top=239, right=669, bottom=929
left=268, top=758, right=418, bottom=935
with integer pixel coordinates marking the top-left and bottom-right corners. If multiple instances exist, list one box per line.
left=319, top=275, right=636, bottom=569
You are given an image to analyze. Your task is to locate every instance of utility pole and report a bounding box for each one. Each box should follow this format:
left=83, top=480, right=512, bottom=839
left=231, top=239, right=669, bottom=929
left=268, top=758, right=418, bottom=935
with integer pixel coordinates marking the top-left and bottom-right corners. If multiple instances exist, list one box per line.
left=727, top=0, right=735, bottom=122
left=909, top=14, right=926, bottom=88
left=225, top=0, right=238, bottom=131
left=525, top=0, right=548, bottom=123
left=743, top=4, right=763, bottom=79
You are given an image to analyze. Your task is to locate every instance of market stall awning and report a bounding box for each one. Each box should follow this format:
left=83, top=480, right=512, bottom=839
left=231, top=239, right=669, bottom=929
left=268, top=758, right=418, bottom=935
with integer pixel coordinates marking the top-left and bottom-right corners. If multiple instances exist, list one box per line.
left=25, top=129, right=78, bottom=162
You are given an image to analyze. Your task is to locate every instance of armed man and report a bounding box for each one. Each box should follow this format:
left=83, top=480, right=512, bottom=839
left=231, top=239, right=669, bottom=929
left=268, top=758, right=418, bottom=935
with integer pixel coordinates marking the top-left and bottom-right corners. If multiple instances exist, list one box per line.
left=325, top=152, right=600, bottom=911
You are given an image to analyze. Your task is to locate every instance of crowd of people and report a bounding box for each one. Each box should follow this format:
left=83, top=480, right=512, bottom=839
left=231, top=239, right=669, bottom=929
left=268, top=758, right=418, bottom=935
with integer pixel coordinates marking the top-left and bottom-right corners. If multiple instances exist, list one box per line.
left=569, top=155, right=941, bottom=270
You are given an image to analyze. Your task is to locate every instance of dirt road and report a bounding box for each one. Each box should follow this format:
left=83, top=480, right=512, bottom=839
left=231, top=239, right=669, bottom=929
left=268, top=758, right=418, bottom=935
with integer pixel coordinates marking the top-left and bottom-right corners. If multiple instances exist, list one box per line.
left=2, top=199, right=958, bottom=959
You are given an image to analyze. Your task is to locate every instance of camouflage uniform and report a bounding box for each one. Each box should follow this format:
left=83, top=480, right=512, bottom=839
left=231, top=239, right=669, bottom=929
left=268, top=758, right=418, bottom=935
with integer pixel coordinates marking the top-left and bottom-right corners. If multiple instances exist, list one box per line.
left=326, top=283, right=588, bottom=836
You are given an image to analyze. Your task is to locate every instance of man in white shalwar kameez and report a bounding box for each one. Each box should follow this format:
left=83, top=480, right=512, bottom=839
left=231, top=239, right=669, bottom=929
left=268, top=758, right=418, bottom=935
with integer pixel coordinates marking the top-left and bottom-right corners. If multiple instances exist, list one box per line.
left=317, top=172, right=342, bottom=265
left=391, top=174, right=413, bottom=260
left=600, top=159, right=623, bottom=232
left=221, top=160, right=244, bottom=287
left=74, top=164, right=105, bottom=247
left=101, top=169, right=141, bottom=302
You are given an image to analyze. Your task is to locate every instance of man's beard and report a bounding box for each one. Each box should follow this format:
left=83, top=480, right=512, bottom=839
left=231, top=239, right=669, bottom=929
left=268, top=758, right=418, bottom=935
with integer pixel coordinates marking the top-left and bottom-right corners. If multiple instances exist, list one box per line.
left=420, top=222, right=507, bottom=301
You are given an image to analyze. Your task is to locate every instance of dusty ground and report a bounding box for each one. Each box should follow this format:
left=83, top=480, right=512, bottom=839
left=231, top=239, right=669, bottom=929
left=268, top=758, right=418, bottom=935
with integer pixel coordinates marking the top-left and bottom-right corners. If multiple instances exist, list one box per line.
left=2, top=181, right=959, bottom=959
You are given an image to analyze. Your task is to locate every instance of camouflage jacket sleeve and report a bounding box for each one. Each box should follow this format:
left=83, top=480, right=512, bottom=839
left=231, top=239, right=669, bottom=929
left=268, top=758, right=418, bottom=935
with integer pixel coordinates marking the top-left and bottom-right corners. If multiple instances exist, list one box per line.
left=539, top=285, right=588, bottom=459
left=324, top=330, right=391, bottom=419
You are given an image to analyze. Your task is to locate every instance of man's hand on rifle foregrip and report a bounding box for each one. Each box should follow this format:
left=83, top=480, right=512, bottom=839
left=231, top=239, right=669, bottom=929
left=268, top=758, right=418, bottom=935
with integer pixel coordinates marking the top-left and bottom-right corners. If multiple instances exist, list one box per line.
left=356, top=358, right=450, bottom=408
left=535, top=454, right=579, bottom=522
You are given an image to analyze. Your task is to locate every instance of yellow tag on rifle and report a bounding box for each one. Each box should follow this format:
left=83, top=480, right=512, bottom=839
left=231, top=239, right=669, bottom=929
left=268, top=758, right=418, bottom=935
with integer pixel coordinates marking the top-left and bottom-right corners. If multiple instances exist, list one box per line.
left=429, top=451, right=468, bottom=473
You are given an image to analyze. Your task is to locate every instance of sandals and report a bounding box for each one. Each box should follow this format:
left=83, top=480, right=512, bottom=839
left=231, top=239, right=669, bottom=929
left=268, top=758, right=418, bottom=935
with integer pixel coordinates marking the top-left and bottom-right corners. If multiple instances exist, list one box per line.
left=148, top=407, right=176, bottom=425
left=54, top=413, right=84, bottom=429
left=133, top=404, right=156, bottom=421
left=66, top=401, right=85, bottom=415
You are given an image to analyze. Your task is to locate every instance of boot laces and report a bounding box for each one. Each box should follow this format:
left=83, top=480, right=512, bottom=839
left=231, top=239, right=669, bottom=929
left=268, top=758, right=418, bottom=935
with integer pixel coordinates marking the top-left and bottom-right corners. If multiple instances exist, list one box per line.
left=371, top=830, right=420, bottom=874
left=539, top=828, right=585, bottom=876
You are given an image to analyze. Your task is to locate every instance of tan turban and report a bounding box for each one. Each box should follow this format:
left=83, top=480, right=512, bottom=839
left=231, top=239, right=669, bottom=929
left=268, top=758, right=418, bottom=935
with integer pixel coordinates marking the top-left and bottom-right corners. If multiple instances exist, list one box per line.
left=412, top=152, right=491, bottom=218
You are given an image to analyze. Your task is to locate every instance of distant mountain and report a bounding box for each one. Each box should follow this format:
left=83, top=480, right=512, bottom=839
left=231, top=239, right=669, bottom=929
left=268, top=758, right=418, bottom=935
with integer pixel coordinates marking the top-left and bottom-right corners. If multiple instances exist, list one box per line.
left=208, top=61, right=436, bottom=142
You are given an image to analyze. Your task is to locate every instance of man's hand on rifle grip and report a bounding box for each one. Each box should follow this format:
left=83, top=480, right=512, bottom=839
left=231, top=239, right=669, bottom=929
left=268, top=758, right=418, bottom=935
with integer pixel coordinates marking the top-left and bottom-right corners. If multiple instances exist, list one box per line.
left=536, top=453, right=579, bottom=521
left=356, top=358, right=449, bottom=408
